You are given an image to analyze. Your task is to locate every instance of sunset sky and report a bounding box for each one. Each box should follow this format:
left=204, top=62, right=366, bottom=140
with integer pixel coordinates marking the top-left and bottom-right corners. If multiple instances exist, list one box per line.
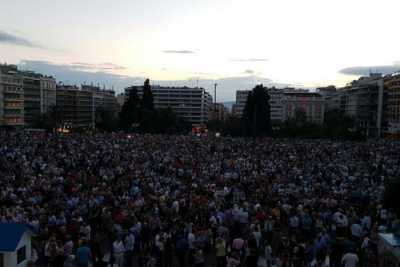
left=1, top=0, right=399, bottom=100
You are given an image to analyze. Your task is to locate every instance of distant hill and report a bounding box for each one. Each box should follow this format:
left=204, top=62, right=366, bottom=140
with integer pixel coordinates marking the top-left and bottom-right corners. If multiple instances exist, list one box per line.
left=222, top=101, right=235, bottom=110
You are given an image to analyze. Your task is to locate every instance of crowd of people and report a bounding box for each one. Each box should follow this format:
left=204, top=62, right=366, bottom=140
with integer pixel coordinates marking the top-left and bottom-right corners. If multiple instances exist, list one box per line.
left=1, top=131, right=399, bottom=267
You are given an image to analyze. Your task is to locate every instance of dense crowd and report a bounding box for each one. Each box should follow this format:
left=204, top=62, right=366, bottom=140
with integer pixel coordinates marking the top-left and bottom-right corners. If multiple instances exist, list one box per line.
left=1, top=131, right=400, bottom=267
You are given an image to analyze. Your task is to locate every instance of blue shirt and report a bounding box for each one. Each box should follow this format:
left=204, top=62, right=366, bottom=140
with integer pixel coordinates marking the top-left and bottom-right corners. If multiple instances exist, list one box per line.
left=76, top=246, right=91, bottom=264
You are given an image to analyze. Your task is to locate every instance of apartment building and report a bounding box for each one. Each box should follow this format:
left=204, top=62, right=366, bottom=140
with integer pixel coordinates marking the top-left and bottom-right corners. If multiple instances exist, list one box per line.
left=338, top=73, right=385, bottom=137
left=56, top=85, right=94, bottom=127
left=231, top=88, right=316, bottom=123
left=40, top=77, right=57, bottom=114
left=231, top=90, right=250, bottom=117
left=125, top=85, right=213, bottom=124
left=268, top=88, right=285, bottom=123
left=210, top=103, right=229, bottom=121
left=0, top=64, right=57, bottom=127
left=82, top=85, right=119, bottom=112
left=384, top=72, right=400, bottom=136
left=282, top=92, right=325, bottom=124
left=21, top=73, right=41, bottom=126
left=22, top=73, right=56, bottom=126
left=0, top=65, right=24, bottom=126
left=56, top=85, right=118, bottom=128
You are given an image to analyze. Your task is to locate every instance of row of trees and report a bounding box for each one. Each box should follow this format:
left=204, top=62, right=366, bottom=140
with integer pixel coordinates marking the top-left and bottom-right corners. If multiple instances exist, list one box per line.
left=34, top=79, right=190, bottom=134
left=208, top=84, right=273, bottom=137
left=113, top=79, right=190, bottom=133
left=35, top=82, right=362, bottom=139
left=275, top=108, right=364, bottom=140
left=208, top=84, right=364, bottom=140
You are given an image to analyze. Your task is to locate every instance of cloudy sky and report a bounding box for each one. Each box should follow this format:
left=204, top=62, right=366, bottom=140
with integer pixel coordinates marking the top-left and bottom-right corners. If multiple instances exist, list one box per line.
left=1, top=0, right=399, bottom=101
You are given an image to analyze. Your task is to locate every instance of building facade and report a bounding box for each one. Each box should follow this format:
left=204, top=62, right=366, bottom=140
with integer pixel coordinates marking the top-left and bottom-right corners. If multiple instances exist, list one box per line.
left=231, top=88, right=317, bottom=123
left=384, top=73, right=400, bottom=136
left=22, top=73, right=56, bottom=127
left=56, top=85, right=118, bottom=128
left=125, top=86, right=213, bottom=124
left=0, top=64, right=56, bottom=127
left=116, top=93, right=125, bottom=110
left=0, top=65, right=24, bottom=127
left=82, top=85, right=119, bottom=125
left=232, top=90, right=250, bottom=117
left=56, top=85, right=94, bottom=128
left=268, top=88, right=285, bottom=123
left=22, top=73, right=42, bottom=126
left=338, top=73, right=385, bottom=137
left=282, top=92, right=325, bottom=124
left=82, top=85, right=119, bottom=113
left=40, top=77, right=57, bottom=114
left=210, top=103, right=229, bottom=121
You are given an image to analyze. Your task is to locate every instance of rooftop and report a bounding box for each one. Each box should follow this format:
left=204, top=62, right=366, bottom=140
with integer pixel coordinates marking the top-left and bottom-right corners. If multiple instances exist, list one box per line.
left=0, top=223, right=30, bottom=252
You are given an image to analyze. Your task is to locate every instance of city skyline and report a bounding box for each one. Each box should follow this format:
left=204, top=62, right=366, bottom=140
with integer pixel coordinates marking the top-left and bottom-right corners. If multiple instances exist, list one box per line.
left=1, top=0, right=400, bottom=100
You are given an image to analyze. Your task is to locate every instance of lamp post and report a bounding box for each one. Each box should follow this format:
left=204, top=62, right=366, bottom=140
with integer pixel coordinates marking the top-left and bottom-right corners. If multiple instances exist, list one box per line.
left=214, top=83, right=217, bottom=112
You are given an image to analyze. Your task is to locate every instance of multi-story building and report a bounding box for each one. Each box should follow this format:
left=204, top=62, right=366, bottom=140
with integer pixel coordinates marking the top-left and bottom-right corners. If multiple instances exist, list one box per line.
left=21, top=72, right=42, bottom=126
left=317, top=86, right=341, bottom=111
left=0, top=64, right=56, bottom=127
left=125, top=85, right=213, bottom=124
left=210, top=103, right=229, bottom=121
left=282, top=91, right=325, bottom=124
left=22, top=73, right=56, bottom=126
left=231, top=88, right=314, bottom=123
left=384, top=72, right=400, bottom=136
left=40, top=77, right=57, bottom=114
left=82, top=85, right=119, bottom=113
left=232, top=90, right=250, bottom=117
left=81, top=85, right=119, bottom=125
left=268, top=88, right=285, bottom=123
left=56, top=85, right=118, bottom=128
left=0, top=65, right=24, bottom=126
left=324, top=93, right=342, bottom=111
left=56, top=85, right=94, bottom=128
left=116, top=93, right=125, bottom=110
left=339, top=73, right=385, bottom=137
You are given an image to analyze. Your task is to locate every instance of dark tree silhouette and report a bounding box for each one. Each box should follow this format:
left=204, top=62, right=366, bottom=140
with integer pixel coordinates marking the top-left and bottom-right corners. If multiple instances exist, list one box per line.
left=119, top=88, right=141, bottom=131
left=32, top=105, right=62, bottom=131
left=323, top=109, right=358, bottom=138
left=384, top=177, right=400, bottom=220
left=242, top=84, right=272, bottom=136
left=95, top=106, right=118, bottom=132
left=142, top=79, right=154, bottom=111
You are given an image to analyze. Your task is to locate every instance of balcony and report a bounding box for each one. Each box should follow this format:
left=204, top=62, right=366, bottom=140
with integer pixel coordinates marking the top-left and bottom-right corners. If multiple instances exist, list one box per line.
left=4, top=105, right=23, bottom=110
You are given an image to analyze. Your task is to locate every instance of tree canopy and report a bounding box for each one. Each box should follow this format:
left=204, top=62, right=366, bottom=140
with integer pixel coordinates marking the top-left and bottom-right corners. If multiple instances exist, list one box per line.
left=242, top=84, right=272, bottom=136
left=142, top=78, right=154, bottom=111
left=119, top=87, right=141, bottom=131
left=119, top=79, right=189, bottom=134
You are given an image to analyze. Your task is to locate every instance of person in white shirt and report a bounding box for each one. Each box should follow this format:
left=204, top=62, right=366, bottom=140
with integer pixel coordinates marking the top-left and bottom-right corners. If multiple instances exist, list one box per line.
left=341, top=252, right=359, bottom=267
left=351, top=222, right=363, bottom=240
left=188, top=231, right=196, bottom=265
left=112, top=238, right=125, bottom=267
left=125, top=231, right=135, bottom=267
left=361, top=215, right=372, bottom=231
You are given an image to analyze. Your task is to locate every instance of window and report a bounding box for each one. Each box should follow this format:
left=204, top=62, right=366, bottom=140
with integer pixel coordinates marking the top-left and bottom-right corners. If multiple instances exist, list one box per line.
left=17, top=246, right=26, bottom=264
left=0, top=253, right=3, bottom=267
